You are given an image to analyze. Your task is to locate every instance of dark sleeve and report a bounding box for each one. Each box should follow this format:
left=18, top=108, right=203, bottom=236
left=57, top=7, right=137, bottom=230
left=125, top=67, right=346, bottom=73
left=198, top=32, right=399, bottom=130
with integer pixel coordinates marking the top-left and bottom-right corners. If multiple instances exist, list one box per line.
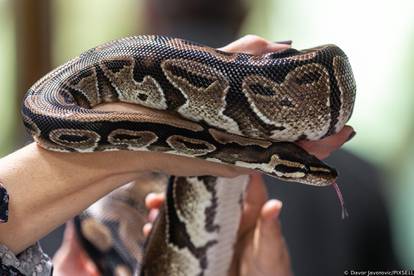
left=0, top=183, right=9, bottom=223
left=0, top=183, right=53, bottom=275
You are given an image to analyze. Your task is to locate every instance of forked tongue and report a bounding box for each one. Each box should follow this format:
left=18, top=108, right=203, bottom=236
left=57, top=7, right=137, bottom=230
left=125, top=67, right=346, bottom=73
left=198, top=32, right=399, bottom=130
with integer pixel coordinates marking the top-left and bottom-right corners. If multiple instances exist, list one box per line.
left=333, top=182, right=349, bottom=219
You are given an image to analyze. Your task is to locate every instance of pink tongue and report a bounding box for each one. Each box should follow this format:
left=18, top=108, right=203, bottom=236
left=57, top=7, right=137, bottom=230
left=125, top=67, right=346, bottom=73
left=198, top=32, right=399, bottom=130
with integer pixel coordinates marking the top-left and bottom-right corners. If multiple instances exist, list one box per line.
left=333, top=182, right=349, bottom=219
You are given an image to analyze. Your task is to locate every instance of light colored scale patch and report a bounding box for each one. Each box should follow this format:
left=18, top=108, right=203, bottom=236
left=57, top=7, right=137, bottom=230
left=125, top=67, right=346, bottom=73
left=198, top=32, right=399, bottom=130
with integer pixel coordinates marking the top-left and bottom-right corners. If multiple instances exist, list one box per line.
left=310, top=166, right=332, bottom=173
left=203, top=175, right=249, bottom=276
left=100, top=56, right=168, bottom=110
left=161, top=58, right=241, bottom=134
left=108, top=129, right=158, bottom=150
left=114, top=265, right=132, bottom=276
left=333, top=56, right=357, bottom=132
left=49, top=128, right=100, bottom=152
left=242, top=63, right=331, bottom=141
left=235, top=154, right=306, bottom=178
left=149, top=246, right=201, bottom=276
left=80, top=217, right=113, bottom=252
left=173, top=177, right=219, bottom=248
left=166, top=135, right=216, bottom=156
left=66, top=68, right=101, bottom=106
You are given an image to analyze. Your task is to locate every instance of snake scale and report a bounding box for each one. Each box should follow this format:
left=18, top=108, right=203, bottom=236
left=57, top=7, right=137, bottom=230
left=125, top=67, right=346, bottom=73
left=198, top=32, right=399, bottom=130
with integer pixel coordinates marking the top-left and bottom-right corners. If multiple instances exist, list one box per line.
left=22, top=35, right=356, bottom=275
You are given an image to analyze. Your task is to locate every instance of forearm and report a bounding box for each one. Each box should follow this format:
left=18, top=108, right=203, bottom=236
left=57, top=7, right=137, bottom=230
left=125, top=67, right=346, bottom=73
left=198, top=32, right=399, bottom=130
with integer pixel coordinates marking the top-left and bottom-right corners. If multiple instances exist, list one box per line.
left=0, top=141, right=245, bottom=254
left=0, top=143, right=145, bottom=253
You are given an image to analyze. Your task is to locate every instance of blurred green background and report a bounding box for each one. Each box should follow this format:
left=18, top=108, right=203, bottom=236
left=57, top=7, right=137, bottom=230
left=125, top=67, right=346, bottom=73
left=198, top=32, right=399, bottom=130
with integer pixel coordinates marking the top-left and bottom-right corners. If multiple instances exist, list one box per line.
left=0, top=0, right=413, bottom=268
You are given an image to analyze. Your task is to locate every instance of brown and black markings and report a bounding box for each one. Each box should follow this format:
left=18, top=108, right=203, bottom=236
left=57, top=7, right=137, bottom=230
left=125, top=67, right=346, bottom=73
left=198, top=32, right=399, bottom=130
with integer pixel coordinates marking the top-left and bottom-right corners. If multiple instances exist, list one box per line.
left=141, top=176, right=221, bottom=276
left=21, top=35, right=356, bottom=276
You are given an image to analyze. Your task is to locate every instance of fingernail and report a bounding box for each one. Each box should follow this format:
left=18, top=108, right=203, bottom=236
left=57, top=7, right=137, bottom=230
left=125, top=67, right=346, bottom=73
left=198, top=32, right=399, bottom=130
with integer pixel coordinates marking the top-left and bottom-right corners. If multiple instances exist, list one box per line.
left=274, top=203, right=283, bottom=220
left=267, top=199, right=283, bottom=220
left=274, top=40, right=292, bottom=45
left=145, top=192, right=158, bottom=204
left=346, top=131, right=356, bottom=142
left=0, top=183, right=9, bottom=223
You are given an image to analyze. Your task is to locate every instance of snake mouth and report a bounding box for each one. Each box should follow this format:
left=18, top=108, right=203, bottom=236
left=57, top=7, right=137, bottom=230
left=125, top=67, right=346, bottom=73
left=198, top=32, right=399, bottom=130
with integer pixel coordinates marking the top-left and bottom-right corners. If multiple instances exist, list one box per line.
left=306, top=169, right=338, bottom=186
left=303, top=160, right=338, bottom=186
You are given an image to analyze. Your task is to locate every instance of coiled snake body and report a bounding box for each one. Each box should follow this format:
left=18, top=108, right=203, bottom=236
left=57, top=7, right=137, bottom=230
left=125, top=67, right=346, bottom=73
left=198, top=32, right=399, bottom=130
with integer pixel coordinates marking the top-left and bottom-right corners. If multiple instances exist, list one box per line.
left=22, top=35, right=356, bottom=275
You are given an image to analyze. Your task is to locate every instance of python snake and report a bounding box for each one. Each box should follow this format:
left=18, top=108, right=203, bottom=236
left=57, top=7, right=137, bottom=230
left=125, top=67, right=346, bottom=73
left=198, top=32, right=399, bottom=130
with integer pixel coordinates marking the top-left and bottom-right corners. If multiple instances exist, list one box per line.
left=22, top=35, right=356, bottom=275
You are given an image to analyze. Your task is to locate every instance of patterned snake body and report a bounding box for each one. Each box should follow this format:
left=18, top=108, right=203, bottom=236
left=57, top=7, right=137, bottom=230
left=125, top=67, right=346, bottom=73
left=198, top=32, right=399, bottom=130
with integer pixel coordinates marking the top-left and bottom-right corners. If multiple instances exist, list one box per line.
left=22, top=35, right=356, bottom=275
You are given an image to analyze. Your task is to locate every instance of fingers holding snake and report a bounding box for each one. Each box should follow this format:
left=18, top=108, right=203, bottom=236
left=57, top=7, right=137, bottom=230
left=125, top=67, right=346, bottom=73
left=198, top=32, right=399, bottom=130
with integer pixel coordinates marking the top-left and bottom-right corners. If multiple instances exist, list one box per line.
left=297, top=125, right=355, bottom=160
left=218, top=34, right=291, bottom=55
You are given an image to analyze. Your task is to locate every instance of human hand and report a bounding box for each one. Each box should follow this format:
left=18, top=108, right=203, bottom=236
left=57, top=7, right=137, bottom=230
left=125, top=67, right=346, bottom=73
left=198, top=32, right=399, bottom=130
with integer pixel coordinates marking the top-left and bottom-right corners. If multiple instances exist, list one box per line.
left=52, top=176, right=292, bottom=276
left=53, top=221, right=99, bottom=276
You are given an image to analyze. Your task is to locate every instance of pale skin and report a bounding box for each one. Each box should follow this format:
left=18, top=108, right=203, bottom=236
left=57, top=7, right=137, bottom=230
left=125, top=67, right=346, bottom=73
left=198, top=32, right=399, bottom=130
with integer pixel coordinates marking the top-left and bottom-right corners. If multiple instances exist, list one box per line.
left=0, top=35, right=355, bottom=275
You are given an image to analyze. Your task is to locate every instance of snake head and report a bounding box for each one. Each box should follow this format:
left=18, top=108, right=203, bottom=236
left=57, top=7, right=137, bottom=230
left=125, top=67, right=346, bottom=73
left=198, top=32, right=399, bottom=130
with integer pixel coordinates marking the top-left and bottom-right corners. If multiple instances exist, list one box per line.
left=260, top=142, right=338, bottom=187
left=274, top=162, right=338, bottom=187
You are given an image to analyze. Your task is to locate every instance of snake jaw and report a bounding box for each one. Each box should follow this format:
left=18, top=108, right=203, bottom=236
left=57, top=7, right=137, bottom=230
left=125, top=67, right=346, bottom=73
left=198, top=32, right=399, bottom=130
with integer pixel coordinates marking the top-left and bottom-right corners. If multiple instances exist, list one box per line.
left=249, top=141, right=338, bottom=187
left=300, top=166, right=337, bottom=187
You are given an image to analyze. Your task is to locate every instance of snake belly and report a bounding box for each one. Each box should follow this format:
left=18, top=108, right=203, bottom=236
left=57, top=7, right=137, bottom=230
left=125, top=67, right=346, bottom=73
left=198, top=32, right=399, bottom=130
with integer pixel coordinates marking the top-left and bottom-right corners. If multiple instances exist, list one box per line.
left=21, top=35, right=356, bottom=275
